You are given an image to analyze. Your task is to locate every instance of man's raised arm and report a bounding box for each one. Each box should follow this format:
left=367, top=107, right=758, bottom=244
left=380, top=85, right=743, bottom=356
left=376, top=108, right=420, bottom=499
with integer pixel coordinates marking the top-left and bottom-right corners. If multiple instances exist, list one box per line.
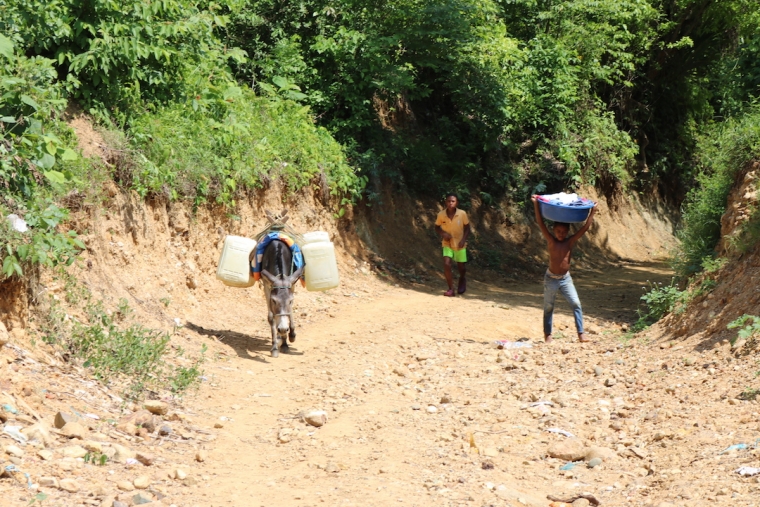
left=569, top=204, right=598, bottom=246
left=531, top=195, right=553, bottom=243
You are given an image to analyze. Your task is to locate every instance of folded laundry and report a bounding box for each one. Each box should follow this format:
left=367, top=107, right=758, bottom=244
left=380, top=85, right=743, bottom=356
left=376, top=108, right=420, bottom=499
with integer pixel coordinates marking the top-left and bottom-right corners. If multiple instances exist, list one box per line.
left=537, top=193, right=594, bottom=207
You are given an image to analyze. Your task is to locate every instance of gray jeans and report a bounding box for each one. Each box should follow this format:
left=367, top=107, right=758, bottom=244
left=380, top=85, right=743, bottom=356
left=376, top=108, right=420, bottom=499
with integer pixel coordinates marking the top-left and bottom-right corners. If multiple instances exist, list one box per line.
left=543, top=271, right=583, bottom=335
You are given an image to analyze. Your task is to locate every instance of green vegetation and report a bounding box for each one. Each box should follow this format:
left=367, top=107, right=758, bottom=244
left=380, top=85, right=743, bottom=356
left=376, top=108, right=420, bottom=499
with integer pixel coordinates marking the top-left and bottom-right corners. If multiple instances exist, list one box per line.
left=5, top=0, right=758, bottom=207
left=69, top=299, right=206, bottom=400
left=636, top=279, right=685, bottom=327
left=673, top=107, right=760, bottom=277
left=636, top=274, right=718, bottom=328
left=129, top=88, right=363, bottom=206
left=83, top=451, right=109, bottom=466
left=38, top=276, right=206, bottom=401
left=0, top=34, right=86, bottom=277
left=727, top=314, right=760, bottom=343
left=225, top=0, right=760, bottom=196
left=2, top=1, right=760, bottom=335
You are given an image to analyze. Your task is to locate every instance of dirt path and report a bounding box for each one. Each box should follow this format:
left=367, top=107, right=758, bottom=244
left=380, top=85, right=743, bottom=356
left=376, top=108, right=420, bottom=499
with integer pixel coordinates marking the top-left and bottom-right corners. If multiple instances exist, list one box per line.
left=4, top=259, right=760, bottom=507
left=172, top=261, right=686, bottom=507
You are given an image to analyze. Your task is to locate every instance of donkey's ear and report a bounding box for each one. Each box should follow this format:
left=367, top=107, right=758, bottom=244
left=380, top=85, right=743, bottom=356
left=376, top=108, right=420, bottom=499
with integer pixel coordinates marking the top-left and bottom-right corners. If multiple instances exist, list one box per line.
left=261, top=269, right=278, bottom=284
left=288, top=266, right=304, bottom=286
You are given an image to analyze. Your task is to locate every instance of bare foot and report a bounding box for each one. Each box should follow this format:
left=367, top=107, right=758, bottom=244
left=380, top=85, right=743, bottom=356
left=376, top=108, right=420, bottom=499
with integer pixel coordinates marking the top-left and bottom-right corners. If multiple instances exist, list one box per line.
left=544, top=334, right=553, bottom=343
left=578, top=333, right=590, bottom=343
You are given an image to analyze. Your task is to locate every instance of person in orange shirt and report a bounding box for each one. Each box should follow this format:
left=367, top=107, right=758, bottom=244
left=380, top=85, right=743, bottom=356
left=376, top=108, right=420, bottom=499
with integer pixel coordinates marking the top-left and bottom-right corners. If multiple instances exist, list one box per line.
left=435, top=194, right=471, bottom=297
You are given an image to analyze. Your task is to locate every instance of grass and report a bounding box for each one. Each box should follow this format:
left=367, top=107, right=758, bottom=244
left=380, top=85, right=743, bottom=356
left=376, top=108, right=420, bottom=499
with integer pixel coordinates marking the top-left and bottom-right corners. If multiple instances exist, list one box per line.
left=40, top=279, right=205, bottom=401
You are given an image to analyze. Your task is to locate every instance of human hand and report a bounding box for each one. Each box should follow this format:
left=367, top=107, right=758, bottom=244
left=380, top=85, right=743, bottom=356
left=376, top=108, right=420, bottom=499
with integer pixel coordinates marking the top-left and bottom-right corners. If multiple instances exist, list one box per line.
left=441, top=232, right=452, bottom=240
left=458, top=239, right=466, bottom=249
left=531, top=195, right=538, bottom=203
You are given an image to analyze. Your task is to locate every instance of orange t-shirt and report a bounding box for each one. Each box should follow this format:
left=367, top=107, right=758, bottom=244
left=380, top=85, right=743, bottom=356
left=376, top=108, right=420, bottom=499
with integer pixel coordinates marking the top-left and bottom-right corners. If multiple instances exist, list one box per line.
left=435, top=209, right=469, bottom=251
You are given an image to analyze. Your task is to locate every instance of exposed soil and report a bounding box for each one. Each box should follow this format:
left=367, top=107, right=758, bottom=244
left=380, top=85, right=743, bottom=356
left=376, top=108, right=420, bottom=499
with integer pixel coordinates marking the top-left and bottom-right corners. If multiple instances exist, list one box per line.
left=3, top=248, right=760, bottom=507
left=2, top=148, right=760, bottom=507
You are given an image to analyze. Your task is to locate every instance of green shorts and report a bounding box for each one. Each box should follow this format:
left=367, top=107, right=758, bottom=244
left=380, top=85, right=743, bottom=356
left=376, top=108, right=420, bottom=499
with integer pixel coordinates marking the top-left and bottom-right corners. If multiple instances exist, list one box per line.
left=443, top=247, right=467, bottom=263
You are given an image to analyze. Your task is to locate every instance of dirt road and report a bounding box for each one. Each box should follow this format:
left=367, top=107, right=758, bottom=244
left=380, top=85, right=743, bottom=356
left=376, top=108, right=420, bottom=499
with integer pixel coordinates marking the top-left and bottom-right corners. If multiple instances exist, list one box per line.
left=5, top=259, right=760, bottom=507
left=168, top=260, right=701, bottom=507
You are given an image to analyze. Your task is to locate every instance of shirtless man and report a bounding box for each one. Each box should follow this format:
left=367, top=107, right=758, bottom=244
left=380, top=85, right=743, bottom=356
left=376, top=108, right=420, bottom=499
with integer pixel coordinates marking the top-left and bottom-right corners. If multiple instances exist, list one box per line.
left=531, top=195, right=598, bottom=342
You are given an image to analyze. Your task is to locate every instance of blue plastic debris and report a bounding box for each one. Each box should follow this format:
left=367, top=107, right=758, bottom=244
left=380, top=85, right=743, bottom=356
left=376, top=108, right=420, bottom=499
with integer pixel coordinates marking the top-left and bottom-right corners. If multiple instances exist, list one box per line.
left=560, top=461, right=580, bottom=471
left=2, top=404, right=18, bottom=414
left=719, top=443, right=748, bottom=454
left=4, top=465, right=32, bottom=488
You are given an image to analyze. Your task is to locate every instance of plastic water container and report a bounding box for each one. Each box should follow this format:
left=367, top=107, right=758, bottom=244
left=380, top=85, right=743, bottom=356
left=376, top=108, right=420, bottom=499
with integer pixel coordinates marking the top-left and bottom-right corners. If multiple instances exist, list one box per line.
left=301, top=231, right=340, bottom=291
left=302, top=231, right=330, bottom=245
left=216, top=235, right=257, bottom=288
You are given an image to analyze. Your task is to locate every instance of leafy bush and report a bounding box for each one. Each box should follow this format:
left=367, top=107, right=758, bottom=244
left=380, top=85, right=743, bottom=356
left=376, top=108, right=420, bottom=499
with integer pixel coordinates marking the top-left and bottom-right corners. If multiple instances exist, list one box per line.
left=0, top=34, right=81, bottom=196
left=0, top=35, right=87, bottom=279
left=2, top=0, right=239, bottom=119
left=1, top=202, right=85, bottom=278
left=673, top=106, right=760, bottom=276
left=636, top=274, right=718, bottom=328
left=128, top=84, right=365, bottom=206
left=727, top=314, right=760, bottom=342
left=637, top=279, right=685, bottom=326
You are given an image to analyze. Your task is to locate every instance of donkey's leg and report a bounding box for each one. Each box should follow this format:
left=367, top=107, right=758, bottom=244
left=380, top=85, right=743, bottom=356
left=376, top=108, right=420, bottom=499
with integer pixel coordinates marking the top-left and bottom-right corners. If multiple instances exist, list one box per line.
left=280, top=334, right=290, bottom=353
left=270, top=327, right=280, bottom=357
left=263, top=282, right=280, bottom=357
left=288, top=311, right=297, bottom=343
left=269, top=312, right=280, bottom=358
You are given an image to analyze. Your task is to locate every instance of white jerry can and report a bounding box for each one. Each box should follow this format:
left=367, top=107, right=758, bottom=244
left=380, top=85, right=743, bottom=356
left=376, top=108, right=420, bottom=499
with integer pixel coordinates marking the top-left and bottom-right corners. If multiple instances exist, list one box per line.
left=216, top=235, right=257, bottom=288
left=301, top=231, right=340, bottom=291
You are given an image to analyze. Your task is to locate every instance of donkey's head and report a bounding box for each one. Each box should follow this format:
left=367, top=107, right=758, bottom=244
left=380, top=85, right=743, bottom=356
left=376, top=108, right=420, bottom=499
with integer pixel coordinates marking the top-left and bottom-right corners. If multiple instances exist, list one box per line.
left=262, top=267, right=304, bottom=335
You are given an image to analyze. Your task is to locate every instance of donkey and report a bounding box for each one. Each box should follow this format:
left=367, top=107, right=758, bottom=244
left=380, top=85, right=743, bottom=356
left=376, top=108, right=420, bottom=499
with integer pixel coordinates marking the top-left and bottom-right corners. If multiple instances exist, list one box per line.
left=260, top=239, right=304, bottom=357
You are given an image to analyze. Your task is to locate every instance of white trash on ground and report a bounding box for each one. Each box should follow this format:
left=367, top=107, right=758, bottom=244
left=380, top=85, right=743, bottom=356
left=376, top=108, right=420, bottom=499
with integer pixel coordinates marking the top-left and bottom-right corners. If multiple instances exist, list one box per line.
left=6, top=214, right=28, bottom=233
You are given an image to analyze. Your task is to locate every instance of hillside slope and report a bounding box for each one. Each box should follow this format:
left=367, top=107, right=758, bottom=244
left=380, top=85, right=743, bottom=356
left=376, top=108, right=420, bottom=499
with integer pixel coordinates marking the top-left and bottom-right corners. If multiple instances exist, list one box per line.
left=653, top=162, right=760, bottom=347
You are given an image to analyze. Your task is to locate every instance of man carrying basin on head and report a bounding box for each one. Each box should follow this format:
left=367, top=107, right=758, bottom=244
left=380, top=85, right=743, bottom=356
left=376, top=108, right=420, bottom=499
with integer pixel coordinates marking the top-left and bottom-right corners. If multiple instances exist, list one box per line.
left=435, top=193, right=471, bottom=297
left=531, top=195, right=598, bottom=343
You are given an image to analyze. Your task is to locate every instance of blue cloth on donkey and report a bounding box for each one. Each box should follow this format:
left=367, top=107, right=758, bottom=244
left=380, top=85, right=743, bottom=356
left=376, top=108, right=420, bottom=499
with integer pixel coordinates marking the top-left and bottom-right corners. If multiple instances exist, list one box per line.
left=251, top=232, right=305, bottom=281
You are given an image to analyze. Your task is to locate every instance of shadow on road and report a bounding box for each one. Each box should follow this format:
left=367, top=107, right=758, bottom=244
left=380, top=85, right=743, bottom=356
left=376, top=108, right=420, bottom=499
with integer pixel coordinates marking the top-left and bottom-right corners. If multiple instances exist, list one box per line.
left=394, top=260, right=673, bottom=325
left=185, top=322, right=305, bottom=362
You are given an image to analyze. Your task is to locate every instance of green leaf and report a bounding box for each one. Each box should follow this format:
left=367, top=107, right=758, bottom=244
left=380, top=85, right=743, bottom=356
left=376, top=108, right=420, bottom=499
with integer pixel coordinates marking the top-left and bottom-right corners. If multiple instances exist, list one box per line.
left=60, top=148, right=78, bottom=161
left=0, top=116, right=16, bottom=123
left=44, top=170, right=66, bottom=185
left=38, top=153, right=56, bottom=170
left=20, top=95, right=41, bottom=111
left=272, top=76, right=289, bottom=90
left=285, top=90, right=308, bottom=101
left=0, top=34, right=13, bottom=60
left=2, top=256, right=15, bottom=277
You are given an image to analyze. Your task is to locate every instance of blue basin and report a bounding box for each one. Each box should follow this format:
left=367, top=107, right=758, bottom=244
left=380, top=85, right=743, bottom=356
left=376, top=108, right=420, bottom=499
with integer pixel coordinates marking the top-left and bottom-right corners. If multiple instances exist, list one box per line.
left=538, top=200, right=593, bottom=223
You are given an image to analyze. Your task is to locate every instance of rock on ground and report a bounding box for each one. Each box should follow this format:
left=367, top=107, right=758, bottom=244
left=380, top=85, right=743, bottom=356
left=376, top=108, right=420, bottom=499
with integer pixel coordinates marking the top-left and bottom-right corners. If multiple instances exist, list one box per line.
left=547, top=438, right=587, bottom=462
